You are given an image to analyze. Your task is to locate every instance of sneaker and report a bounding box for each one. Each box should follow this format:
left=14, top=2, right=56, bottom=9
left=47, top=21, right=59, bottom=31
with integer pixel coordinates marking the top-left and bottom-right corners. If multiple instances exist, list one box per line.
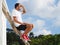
left=26, top=35, right=31, bottom=41
left=22, top=34, right=31, bottom=41
left=22, top=34, right=28, bottom=41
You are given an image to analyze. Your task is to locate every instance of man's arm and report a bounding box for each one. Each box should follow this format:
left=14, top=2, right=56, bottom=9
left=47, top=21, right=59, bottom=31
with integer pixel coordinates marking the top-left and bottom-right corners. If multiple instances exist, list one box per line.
left=13, top=16, right=23, bottom=24
left=20, top=5, right=26, bottom=14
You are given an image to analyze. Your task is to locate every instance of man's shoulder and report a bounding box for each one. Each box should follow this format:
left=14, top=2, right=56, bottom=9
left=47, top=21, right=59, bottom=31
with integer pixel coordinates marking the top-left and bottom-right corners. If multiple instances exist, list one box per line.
left=12, top=9, right=16, bottom=16
left=12, top=9, right=17, bottom=14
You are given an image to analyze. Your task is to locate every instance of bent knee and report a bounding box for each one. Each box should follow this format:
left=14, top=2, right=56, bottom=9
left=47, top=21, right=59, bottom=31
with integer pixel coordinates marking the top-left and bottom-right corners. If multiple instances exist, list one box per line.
left=29, top=24, right=34, bottom=28
left=31, top=24, right=34, bottom=28
left=26, top=24, right=34, bottom=28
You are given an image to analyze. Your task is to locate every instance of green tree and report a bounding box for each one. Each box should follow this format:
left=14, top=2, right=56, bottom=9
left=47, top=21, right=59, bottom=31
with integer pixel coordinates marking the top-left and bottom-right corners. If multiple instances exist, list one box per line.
left=29, top=32, right=34, bottom=38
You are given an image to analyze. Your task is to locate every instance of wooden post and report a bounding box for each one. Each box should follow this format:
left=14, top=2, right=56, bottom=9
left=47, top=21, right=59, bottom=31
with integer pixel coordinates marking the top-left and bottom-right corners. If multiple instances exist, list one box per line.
left=0, top=0, right=3, bottom=45
left=1, top=0, right=6, bottom=45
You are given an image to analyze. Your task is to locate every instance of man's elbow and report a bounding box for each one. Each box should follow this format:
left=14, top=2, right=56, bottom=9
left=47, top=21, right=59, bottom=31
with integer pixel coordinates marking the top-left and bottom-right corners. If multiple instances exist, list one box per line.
left=22, top=11, right=26, bottom=14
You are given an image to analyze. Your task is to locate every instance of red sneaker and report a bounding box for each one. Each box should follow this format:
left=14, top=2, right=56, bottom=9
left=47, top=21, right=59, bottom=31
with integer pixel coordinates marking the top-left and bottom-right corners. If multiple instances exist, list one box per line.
left=26, top=35, right=31, bottom=41
left=22, top=34, right=31, bottom=41
left=22, top=34, right=28, bottom=41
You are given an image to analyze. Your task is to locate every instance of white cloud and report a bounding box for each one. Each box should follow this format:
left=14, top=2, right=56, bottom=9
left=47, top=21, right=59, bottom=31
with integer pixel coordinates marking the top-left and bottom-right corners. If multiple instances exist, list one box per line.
left=52, top=1, right=60, bottom=27
left=53, top=16, right=60, bottom=27
left=36, top=20, right=45, bottom=28
left=33, top=19, right=52, bottom=36
left=33, top=19, right=45, bottom=30
left=32, top=19, right=52, bottom=36
left=26, top=0, right=55, bottom=19
left=42, top=29, right=52, bottom=35
left=23, top=17, right=32, bottom=23
left=34, top=29, right=52, bottom=36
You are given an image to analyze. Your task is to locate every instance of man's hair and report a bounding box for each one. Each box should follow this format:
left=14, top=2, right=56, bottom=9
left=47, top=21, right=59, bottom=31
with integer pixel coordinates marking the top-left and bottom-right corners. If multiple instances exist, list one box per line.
left=15, top=3, right=20, bottom=8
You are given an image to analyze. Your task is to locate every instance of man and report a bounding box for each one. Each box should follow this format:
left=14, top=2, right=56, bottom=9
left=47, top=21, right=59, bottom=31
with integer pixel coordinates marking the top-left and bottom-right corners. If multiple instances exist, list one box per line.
left=12, top=3, right=34, bottom=41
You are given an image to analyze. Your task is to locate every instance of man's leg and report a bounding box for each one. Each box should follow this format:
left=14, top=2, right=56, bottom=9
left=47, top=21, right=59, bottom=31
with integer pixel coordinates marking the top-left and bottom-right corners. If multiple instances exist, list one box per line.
left=21, top=24, right=34, bottom=41
left=23, top=24, right=34, bottom=35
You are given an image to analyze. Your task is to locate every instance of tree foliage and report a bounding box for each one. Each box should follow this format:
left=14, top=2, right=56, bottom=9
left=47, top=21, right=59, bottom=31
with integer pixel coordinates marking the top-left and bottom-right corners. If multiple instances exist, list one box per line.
left=7, top=29, right=60, bottom=45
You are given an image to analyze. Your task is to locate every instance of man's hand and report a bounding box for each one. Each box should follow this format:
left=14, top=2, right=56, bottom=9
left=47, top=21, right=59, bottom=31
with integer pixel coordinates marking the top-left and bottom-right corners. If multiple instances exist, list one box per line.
left=20, top=5, right=26, bottom=14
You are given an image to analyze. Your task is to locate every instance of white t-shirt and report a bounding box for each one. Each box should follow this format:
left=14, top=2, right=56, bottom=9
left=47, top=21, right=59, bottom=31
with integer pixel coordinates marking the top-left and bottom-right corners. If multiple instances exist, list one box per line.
left=12, top=9, right=23, bottom=27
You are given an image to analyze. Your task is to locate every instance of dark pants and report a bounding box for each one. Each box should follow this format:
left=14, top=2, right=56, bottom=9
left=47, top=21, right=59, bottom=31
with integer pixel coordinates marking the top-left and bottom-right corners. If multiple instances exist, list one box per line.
left=16, top=24, right=27, bottom=31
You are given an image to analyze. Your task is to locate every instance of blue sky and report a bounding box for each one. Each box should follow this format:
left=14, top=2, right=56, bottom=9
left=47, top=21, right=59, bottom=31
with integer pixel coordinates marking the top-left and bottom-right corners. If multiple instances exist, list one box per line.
left=6, top=0, right=60, bottom=36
